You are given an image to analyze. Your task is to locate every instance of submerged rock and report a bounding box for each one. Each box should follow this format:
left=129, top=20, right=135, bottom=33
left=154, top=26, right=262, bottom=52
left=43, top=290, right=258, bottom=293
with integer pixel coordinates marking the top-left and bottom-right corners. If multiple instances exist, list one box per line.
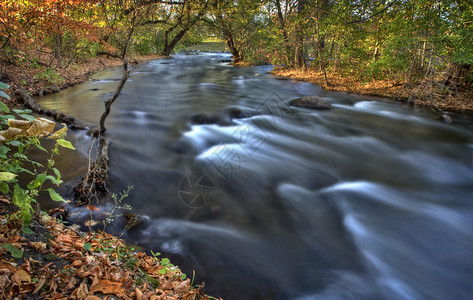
left=290, top=95, right=332, bottom=109
left=189, top=107, right=258, bottom=126
left=440, top=114, right=453, bottom=124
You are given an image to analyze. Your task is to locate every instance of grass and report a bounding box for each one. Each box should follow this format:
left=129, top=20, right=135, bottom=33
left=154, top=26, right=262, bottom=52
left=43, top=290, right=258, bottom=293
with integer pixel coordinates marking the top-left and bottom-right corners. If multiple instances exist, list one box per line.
left=184, top=37, right=228, bottom=52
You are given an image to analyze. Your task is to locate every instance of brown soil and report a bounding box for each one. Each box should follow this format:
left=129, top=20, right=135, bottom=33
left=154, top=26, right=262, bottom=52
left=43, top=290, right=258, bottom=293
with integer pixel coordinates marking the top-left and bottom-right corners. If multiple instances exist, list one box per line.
left=271, top=68, right=473, bottom=112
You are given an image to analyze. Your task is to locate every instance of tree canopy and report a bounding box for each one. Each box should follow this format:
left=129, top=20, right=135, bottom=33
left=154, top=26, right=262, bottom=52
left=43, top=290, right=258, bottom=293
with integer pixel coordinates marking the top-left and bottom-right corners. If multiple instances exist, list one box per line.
left=1, top=0, right=472, bottom=93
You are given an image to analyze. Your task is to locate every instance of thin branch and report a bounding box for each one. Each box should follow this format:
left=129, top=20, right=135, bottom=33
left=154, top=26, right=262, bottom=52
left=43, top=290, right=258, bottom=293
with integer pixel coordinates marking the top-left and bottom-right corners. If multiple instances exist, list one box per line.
left=98, top=59, right=130, bottom=135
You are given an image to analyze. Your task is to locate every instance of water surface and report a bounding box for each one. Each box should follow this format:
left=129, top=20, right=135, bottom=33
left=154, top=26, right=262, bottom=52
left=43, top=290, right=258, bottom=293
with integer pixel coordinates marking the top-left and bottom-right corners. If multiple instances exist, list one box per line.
left=39, top=53, right=473, bottom=300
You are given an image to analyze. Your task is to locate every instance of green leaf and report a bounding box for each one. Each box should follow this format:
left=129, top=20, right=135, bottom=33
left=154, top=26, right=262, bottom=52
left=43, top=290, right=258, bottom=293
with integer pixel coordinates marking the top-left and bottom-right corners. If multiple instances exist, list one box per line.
left=160, top=258, right=169, bottom=266
left=158, top=268, right=166, bottom=275
left=52, top=168, right=61, bottom=181
left=27, top=174, right=57, bottom=189
left=0, top=102, right=10, bottom=113
left=47, top=175, right=58, bottom=185
left=34, top=143, right=48, bottom=153
left=0, top=82, right=9, bottom=90
left=1, top=243, right=23, bottom=258
left=19, top=114, right=36, bottom=122
left=0, top=182, right=9, bottom=193
left=12, top=184, right=28, bottom=207
left=47, top=188, right=65, bottom=202
left=9, top=140, right=21, bottom=147
left=0, top=172, right=17, bottom=181
left=0, top=91, right=10, bottom=101
left=83, top=243, right=92, bottom=251
left=21, top=225, right=35, bottom=235
left=12, top=109, right=32, bottom=114
left=0, top=145, right=10, bottom=158
left=17, top=167, right=35, bottom=176
left=180, top=274, right=187, bottom=280
left=56, top=139, right=75, bottom=150
left=27, top=174, right=47, bottom=190
left=2, top=114, right=14, bottom=119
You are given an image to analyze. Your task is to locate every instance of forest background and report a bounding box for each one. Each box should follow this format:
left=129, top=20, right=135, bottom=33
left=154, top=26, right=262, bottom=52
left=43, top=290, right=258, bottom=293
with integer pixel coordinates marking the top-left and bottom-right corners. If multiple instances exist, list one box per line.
left=0, top=0, right=472, bottom=109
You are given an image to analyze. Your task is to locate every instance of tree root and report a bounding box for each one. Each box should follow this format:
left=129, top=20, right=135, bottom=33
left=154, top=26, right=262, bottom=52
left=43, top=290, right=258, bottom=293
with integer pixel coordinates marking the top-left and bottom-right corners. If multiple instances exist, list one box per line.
left=73, top=138, right=109, bottom=205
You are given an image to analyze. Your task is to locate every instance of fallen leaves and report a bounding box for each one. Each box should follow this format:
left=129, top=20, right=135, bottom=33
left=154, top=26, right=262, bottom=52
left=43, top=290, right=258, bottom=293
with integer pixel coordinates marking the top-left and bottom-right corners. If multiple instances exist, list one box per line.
left=271, top=68, right=473, bottom=112
left=90, top=279, right=123, bottom=295
left=0, top=202, right=215, bottom=300
left=13, top=268, right=31, bottom=284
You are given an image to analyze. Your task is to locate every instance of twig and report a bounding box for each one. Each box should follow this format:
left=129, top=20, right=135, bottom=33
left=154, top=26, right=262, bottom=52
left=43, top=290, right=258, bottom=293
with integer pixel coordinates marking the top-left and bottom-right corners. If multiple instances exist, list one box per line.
left=97, top=58, right=130, bottom=136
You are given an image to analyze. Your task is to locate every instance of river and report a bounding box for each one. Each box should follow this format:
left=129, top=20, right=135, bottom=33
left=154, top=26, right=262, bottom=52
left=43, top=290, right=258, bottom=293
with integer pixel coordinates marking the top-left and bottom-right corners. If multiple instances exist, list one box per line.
left=38, top=53, right=473, bottom=300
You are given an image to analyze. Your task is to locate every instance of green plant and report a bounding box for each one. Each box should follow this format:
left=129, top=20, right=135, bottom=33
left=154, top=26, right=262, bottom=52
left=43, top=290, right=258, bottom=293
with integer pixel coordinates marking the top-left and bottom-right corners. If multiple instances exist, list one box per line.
left=35, top=67, right=65, bottom=85
left=1, top=243, right=24, bottom=258
left=150, top=249, right=187, bottom=280
left=0, top=87, right=74, bottom=224
left=102, top=185, right=133, bottom=231
left=0, top=82, right=10, bottom=101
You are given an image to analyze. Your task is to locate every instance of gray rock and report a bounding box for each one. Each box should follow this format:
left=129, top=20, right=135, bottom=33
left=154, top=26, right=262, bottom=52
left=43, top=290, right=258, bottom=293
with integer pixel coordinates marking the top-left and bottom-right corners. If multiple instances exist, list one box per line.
left=440, top=114, right=453, bottom=124
left=49, top=85, right=61, bottom=93
left=290, top=95, right=332, bottom=109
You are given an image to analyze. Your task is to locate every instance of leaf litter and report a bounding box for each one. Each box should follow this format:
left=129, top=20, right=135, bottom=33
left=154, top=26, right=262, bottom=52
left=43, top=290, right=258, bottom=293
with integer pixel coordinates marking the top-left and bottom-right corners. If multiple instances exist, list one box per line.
left=0, top=202, right=218, bottom=300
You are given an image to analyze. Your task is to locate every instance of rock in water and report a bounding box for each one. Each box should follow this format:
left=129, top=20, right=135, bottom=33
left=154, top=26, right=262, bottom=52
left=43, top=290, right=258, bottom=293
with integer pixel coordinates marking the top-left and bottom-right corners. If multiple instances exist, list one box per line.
left=125, top=213, right=142, bottom=230
left=49, top=85, right=61, bottom=93
left=440, top=114, right=453, bottom=124
left=289, top=95, right=332, bottom=109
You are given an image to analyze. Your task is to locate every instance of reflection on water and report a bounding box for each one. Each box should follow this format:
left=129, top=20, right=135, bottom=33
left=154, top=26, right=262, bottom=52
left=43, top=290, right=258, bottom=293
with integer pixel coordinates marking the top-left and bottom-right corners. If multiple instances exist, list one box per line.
left=39, top=53, right=473, bottom=300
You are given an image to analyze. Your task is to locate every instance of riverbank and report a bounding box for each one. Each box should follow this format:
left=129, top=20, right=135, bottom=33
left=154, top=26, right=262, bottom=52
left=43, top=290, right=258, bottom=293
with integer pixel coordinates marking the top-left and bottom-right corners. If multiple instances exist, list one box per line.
left=1, top=54, right=166, bottom=105
left=271, top=68, right=473, bottom=112
left=0, top=200, right=213, bottom=299
left=0, top=54, right=219, bottom=298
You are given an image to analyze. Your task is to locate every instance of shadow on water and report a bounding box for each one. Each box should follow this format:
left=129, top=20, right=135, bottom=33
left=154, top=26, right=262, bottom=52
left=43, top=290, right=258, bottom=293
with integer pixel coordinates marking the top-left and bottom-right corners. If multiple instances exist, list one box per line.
left=38, top=53, right=473, bottom=300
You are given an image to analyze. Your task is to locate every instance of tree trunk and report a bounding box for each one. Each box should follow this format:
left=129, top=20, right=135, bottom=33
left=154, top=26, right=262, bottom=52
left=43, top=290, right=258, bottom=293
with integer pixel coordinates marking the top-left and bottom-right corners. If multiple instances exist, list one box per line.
left=294, top=40, right=305, bottom=69
left=162, top=27, right=189, bottom=56
left=121, top=14, right=137, bottom=59
left=294, top=0, right=307, bottom=69
left=275, top=0, right=291, bottom=65
left=226, top=35, right=241, bottom=63
left=314, top=0, right=328, bottom=85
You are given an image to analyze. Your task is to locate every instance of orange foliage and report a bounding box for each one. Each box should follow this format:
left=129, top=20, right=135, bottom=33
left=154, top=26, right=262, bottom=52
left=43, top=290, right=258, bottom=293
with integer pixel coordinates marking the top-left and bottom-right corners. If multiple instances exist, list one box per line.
left=0, top=0, right=101, bottom=50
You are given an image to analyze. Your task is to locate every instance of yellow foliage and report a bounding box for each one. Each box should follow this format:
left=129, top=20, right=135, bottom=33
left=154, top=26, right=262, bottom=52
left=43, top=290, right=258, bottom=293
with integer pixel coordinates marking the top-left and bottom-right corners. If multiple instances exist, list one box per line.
left=0, top=118, right=68, bottom=144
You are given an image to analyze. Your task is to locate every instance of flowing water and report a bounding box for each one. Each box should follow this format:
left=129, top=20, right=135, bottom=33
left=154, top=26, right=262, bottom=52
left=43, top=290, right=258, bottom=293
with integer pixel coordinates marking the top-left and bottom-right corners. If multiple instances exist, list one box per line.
left=38, top=53, right=473, bottom=300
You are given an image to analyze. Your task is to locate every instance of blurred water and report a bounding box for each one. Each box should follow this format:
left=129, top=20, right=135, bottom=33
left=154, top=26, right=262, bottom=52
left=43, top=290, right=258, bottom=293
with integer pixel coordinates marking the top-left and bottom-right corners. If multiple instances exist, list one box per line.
left=39, top=53, right=473, bottom=300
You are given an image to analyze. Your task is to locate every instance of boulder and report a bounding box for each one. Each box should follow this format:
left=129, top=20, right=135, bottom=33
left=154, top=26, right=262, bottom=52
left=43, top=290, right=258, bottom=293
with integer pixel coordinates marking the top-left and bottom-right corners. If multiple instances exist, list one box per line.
left=190, top=113, right=220, bottom=125
left=290, top=95, right=332, bottom=109
left=440, top=114, right=453, bottom=124
left=49, top=85, right=61, bottom=93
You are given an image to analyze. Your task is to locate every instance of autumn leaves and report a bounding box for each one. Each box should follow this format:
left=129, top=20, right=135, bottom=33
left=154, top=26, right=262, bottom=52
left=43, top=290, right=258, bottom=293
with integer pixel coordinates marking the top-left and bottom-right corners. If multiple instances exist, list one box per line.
left=0, top=209, right=210, bottom=299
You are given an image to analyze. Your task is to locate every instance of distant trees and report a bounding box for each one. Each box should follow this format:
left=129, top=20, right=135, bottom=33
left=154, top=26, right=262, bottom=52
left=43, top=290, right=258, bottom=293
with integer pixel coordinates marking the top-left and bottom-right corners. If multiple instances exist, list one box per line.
left=1, top=0, right=471, bottom=92
left=204, top=0, right=265, bottom=63
left=253, top=0, right=472, bottom=90
left=0, top=0, right=100, bottom=66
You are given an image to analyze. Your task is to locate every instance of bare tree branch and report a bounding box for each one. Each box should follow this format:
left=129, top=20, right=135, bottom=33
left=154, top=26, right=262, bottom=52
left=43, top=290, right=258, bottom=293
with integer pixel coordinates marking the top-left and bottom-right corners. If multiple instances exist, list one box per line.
left=97, top=59, right=130, bottom=136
